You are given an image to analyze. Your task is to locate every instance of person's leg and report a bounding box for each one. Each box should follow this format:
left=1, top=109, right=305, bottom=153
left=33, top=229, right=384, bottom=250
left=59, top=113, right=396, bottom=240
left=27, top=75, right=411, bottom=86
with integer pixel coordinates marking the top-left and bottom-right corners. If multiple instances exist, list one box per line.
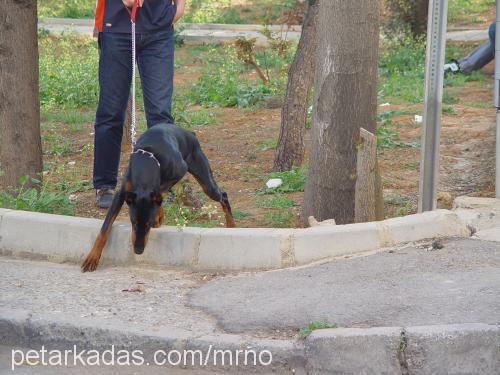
left=489, top=22, right=496, bottom=44
left=136, top=29, right=175, bottom=127
left=93, top=32, right=133, bottom=191
left=458, top=23, right=495, bottom=74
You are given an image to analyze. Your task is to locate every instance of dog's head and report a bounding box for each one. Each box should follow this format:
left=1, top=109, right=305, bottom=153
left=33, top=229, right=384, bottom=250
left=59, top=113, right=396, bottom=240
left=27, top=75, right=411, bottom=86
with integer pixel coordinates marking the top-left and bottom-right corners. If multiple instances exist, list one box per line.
left=125, top=189, right=163, bottom=254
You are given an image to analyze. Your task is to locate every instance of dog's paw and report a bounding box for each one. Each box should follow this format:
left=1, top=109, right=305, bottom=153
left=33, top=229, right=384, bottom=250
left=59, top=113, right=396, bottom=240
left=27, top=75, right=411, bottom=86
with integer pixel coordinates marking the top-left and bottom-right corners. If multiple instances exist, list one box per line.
left=81, top=256, right=99, bottom=272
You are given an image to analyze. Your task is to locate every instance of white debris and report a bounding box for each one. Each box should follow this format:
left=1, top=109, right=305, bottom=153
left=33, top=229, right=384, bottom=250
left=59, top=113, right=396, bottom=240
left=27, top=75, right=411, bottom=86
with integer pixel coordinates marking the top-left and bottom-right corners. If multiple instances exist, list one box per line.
left=67, top=161, right=76, bottom=166
left=414, top=115, right=423, bottom=123
left=380, top=102, right=390, bottom=107
left=68, top=194, right=78, bottom=202
left=266, top=178, right=283, bottom=189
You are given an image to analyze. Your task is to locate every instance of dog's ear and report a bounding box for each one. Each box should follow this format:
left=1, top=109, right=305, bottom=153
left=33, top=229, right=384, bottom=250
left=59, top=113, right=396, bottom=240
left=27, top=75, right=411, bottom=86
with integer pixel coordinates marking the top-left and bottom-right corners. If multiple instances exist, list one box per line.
left=151, top=191, right=163, bottom=206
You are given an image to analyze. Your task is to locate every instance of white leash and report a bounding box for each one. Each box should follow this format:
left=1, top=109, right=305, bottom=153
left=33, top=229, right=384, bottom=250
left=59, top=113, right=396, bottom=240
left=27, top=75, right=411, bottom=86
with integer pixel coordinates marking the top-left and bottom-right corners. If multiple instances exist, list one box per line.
left=130, top=19, right=137, bottom=148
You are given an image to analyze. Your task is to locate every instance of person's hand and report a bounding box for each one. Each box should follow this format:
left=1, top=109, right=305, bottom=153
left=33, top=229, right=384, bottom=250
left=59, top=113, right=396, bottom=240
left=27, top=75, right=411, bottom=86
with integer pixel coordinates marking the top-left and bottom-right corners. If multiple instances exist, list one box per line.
left=173, top=0, right=185, bottom=24
left=122, top=0, right=144, bottom=8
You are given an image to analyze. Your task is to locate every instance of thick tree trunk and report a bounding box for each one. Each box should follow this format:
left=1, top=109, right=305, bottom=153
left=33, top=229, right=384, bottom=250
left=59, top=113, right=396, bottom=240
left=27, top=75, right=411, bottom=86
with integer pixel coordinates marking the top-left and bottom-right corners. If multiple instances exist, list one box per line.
left=302, top=0, right=380, bottom=225
left=273, top=0, right=319, bottom=172
left=0, top=0, right=42, bottom=189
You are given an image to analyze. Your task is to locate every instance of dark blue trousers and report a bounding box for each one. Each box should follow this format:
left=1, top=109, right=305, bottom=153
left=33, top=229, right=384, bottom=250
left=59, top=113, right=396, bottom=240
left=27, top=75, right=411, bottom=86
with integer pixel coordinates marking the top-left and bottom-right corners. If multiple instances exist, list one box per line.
left=459, top=23, right=496, bottom=74
left=93, top=30, right=175, bottom=189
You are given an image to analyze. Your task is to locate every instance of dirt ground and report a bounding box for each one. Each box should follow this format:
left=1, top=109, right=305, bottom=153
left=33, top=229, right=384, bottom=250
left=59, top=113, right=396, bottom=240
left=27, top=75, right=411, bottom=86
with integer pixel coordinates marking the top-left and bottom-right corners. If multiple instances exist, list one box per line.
left=42, top=50, right=497, bottom=228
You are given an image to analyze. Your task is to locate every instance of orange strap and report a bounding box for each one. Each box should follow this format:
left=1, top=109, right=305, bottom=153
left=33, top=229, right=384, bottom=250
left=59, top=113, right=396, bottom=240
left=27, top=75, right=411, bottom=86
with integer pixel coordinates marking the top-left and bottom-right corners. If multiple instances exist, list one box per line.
left=124, top=0, right=139, bottom=23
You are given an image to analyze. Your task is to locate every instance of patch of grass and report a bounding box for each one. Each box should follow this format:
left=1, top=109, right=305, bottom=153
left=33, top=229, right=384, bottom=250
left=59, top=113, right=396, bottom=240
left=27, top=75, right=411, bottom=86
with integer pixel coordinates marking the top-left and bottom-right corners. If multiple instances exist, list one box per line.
left=299, top=321, right=338, bottom=339
left=184, top=0, right=244, bottom=24
left=257, top=194, right=295, bottom=209
left=38, top=0, right=95, bottom=19
left=54, top=178, right=92, bottom=194
left=442, top=91, right=459, bottom=105
left=385, top=194, right=413, bottom=217
left=376, top=111, right=418, bottom=150
left=184, top=44, right=293, bottom=108
left=174, top=105, right=219, bottom=128
left=42, top=109, right=94, bottom=133
left=442, top=105, right=457, bottom=115
left=39, top=34, right=99, bottom=109
left=42, top=134, right=78, bottom=156
left=402, top=161, right=419, bottom=170
left=378, top=38, right=426, bottom=104
left=448, top=0, right=495, bottom=26
left=257, top=167, right=306, bottom=194
left=257, top=138, right=278, bottom=151
left=260, top=210, right=295, bottom=228
left=232, top=210, right=251, bottom=220
left=0, top=176, right=75, bottom=216
left=42, top=109, right=94, bottom=124
left=161, top=195, right=226, bottom=228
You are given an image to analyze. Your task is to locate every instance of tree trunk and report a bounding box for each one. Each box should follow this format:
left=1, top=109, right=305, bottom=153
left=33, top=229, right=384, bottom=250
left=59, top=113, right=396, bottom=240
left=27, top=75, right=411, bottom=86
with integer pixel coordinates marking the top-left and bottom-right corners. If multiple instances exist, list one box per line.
left=273, top=0, right=319, bottom=172
left=302, top=0, right=380, bottom=225
left=0, top=0, right=42, bottom=189
left=355, top=128, right=377, bottom=223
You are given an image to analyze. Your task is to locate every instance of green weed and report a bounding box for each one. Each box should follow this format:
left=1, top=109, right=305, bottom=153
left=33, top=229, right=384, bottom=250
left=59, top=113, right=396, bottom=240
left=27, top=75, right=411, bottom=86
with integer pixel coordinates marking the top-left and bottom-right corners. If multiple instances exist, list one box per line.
left=257, top=194, right=295, bottom=209
left=38, top=0, right=95, bottom=19
left=39, top=34, right=99, bottom=109
left=448, top=0, right=495, bottom=26
left=260, top=210, right=295, bottom=228
left=299, top=321, right=338, bottom=339
left=0, top=176, right=75, bottom=216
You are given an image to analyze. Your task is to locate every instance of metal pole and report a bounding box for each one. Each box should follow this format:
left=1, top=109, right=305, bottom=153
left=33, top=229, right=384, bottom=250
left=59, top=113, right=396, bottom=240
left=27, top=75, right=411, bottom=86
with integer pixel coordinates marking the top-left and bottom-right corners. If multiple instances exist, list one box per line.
left=495, top=0, right=500, bottom=197
left=418, top=0, right=449, bottom=212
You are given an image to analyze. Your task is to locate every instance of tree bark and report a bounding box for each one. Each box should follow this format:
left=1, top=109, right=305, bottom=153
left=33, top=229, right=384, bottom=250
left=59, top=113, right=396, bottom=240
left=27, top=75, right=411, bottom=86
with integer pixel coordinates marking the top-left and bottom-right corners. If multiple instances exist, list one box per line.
left=302, top=0, right=380, bottom=225
left=273, top=0, right=319, bottom=172
left=355, top=128, right=377, bottom=223
left=0, top=0, right=42, bottom=189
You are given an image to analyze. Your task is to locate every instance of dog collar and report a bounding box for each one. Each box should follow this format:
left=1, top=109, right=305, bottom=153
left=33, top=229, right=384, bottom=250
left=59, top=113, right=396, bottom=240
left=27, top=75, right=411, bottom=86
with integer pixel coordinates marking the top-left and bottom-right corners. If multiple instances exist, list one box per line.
left=132, top=148, right=161, bottom=168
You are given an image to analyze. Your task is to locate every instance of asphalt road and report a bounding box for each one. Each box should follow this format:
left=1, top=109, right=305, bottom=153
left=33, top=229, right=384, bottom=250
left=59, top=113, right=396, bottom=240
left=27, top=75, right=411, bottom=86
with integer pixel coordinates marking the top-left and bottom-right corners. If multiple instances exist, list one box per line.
left=190, top=238, right=500, bottom=333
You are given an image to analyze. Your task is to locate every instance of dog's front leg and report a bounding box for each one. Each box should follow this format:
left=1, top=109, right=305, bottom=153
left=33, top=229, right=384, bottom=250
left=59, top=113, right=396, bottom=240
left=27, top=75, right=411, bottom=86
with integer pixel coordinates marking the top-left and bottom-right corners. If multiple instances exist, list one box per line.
left=82, top=187, right=125, bottom=272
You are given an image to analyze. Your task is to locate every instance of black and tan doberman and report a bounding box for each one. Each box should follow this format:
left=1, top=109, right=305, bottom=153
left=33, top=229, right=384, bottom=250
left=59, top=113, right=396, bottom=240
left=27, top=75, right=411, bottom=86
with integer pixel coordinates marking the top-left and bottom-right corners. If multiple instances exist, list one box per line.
left=82, top=123, right=235, bottom=272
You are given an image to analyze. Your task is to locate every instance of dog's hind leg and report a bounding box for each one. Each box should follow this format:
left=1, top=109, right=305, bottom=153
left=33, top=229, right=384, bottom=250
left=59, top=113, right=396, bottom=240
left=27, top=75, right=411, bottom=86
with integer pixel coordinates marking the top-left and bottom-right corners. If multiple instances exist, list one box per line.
left=187, top=147, right=236, bottom=228
left=82, top=186, right=125, bottom=272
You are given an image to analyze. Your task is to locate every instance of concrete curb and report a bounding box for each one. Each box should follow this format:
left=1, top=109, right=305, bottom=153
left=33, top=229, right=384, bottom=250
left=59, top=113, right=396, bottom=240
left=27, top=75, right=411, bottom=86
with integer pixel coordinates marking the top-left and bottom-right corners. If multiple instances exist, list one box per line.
left=1, top=309, right=497, bottom=374
left=306, top=324, right=500, bottom=375
left=0, top=208, right=471, bottom=271
left=0, top=309, right=305, bottom=374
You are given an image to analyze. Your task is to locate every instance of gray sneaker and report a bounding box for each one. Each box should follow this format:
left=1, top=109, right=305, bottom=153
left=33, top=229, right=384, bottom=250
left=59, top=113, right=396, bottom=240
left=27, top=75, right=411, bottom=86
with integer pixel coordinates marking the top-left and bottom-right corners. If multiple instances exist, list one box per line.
left=96, top=188, right=114, bottom=209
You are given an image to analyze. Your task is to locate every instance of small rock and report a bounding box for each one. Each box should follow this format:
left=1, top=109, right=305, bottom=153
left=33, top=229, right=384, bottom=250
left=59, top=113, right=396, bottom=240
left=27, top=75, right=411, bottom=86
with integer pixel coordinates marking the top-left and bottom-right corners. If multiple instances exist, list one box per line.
left=432, top=240, right=444, bottom=250
left=308, top=216, right=336, bottom=227
left=266, top=178, right=283, bottom=189
left=437, top=191, right=452, bottom=208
